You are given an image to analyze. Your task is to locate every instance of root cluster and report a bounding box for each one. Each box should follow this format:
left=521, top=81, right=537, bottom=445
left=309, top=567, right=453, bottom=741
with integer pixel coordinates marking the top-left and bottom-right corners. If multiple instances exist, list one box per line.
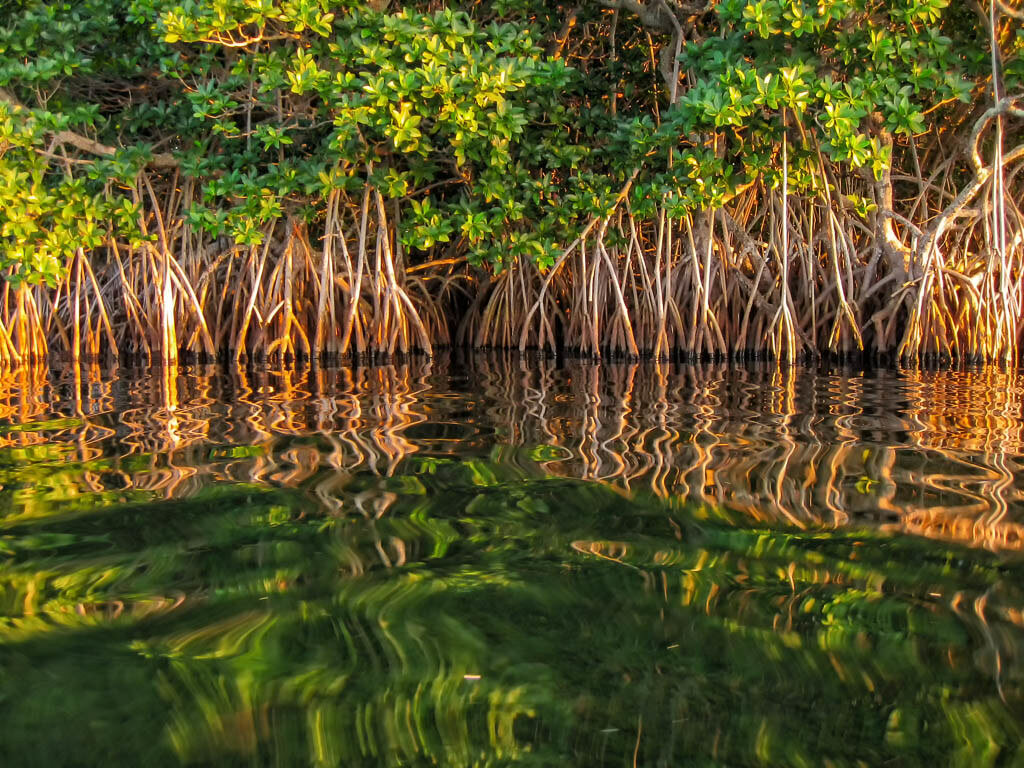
left=0, top=102, right=1021, bottom=366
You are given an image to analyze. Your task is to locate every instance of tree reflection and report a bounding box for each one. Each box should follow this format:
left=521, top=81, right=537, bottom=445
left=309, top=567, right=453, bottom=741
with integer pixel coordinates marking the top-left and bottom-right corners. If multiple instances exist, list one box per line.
left=1, top=360, right=1024, bottom=763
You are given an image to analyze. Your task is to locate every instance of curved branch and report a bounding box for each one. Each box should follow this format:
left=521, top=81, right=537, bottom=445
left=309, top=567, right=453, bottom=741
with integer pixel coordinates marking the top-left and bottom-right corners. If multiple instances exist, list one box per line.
left=997, top=0, right=1024, bottom=20
left=596, top=0, right=710, bottom=33
left=913, top=97, right=1024, bottom=263
left=596, top=0, right=674, bottom=32
left=0, top=88, right=177, bottom=169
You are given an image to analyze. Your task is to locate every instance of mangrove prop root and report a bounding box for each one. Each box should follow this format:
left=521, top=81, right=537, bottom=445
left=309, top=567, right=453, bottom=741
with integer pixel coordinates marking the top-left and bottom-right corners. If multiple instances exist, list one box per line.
left=1, top=148, right=1023, bottom=365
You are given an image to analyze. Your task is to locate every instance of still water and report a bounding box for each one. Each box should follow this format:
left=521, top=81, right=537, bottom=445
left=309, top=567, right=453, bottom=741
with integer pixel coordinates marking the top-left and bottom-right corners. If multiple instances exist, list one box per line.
left=2, top=356, right=1024, bottom=766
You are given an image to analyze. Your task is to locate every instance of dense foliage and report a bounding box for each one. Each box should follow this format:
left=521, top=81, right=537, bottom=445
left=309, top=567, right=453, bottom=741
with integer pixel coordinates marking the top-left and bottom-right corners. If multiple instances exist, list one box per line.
left=0, top=0, right=1021, bottom=361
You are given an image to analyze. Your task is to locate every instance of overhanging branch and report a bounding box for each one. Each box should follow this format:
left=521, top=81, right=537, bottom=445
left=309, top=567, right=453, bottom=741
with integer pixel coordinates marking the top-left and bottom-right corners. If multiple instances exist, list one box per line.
left=0, top=87, right=177, bottom=169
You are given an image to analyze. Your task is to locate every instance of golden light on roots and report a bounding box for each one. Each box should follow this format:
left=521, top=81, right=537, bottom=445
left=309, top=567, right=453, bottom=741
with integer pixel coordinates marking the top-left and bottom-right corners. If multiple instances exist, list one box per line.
left=3, top=124, right=1021, bottom=367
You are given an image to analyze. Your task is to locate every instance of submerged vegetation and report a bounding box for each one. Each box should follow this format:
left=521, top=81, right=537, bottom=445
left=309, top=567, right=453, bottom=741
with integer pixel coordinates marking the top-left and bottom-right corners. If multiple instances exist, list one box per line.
left=0, top=0, right=1022, bottom=362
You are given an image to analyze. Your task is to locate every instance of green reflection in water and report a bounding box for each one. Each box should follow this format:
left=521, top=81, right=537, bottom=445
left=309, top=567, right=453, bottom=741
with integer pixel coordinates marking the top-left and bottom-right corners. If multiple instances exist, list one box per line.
left=0, top=454, right=1019, bottom=765
left=1, top=440, right=1023, bottom=767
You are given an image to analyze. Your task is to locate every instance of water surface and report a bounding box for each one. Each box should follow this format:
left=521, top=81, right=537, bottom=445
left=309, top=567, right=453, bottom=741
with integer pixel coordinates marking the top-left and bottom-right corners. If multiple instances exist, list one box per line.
left=2, top=357, right=1024, bottom=766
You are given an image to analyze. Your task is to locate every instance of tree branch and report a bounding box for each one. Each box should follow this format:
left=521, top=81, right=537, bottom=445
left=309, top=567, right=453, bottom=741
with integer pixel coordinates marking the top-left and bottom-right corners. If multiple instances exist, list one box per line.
left=596, top=0, right=709, bottom=31
left=595, top=0, right=709, bottom=95
left=0, top=87, right=177, bottom=169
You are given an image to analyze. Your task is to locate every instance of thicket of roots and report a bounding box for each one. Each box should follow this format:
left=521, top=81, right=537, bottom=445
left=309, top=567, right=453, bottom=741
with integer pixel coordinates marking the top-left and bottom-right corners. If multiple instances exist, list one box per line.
left=1, top=105, right=1022, bottom=366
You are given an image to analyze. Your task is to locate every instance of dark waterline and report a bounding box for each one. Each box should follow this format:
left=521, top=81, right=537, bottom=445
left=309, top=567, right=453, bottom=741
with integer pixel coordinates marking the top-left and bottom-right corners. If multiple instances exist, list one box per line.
left=2, top=356, right=1024, bottom=766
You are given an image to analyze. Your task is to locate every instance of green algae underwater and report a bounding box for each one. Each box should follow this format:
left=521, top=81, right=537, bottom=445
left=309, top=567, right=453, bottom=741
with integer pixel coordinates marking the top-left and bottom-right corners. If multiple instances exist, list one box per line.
left=1, top=359, right=1024, bottom=766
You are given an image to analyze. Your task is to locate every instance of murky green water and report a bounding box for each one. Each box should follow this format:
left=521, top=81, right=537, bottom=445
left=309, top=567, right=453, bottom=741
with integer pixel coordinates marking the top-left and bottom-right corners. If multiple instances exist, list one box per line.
left=2, top=357, right=1024, bottom=766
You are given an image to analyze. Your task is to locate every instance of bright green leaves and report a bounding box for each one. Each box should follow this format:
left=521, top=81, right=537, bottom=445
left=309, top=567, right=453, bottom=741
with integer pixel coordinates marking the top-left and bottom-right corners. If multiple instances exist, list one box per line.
left=141, top=2, right=571, bottom=260
left=624, top=149, right=737, bottom=218
left=0, top=0, right=1010, bottom=284
left=0, top=0, right=108, bottom=87
left=286, top=48, right=327, bottom=95
left=683, top=82, right=756, bottom=128
left=459, top=210, right=494, bottom=244
left=881, top=86, right=926, bottom=136
left=889, top=0, right=948, bottom=24
left=0, top=104, right=41, bottom=151
left=778, top=64, right=814, bottom=115
left=386, top=102, right=423, bottom=153
left=0, top=0, right=179, bottom=285
left=846, top=134, right=886, bottom=171
left=1005, top=29, right=1024, bottom=91
left=402, top=198, right=453, bottom=250
left=376, top=167, right=410, bottom=198
left=845, top=193, right=878, bottom=219
left=867, top=28, right=897, bottom=62
left=0, top=100, right=105, bottom=284
left=187, top=186, right=282, bottom=245
left=816, top=85, right=878, bottom=167
left=331, top=9, right=556, bottom=171
left=155, top=0, right=343, bottom=45
left=741, top=0, right=782, bottom=38
left=737, top=0, right=849, bottom=38
left=0, top=154, right=104, bottom=286
left=821, top=101, right=865, bottom=140
left=785, top=2, right=814, bottom=36
left=669, top=0, right=979, bottom=192
left=188, top=80, right=240, bottom=123
left=186, top=202, right=230, bottom=239
left=284, top=0, right=336, bottom=35
left=255, top=123, right=293, bottom=150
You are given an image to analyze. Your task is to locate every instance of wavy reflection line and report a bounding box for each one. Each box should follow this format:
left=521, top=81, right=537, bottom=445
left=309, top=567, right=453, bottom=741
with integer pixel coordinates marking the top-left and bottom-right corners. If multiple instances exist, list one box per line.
left=2, top=359, right=1024, bottom=551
